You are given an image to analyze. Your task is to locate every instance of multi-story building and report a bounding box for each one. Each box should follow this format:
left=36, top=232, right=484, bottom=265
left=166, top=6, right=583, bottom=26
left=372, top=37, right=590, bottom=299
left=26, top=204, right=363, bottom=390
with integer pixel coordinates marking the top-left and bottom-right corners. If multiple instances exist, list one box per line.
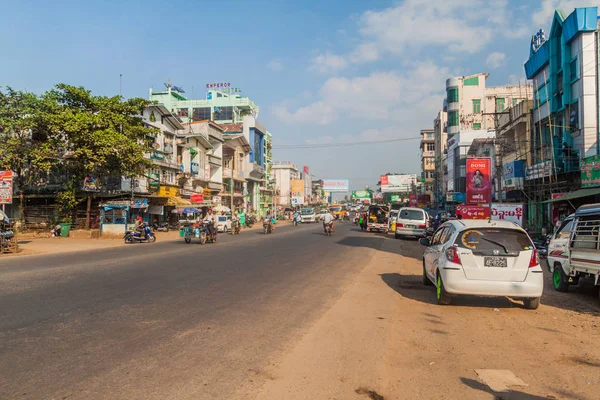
left=221, top=130, right=251, bottom=212
left=272, top=161, right=300, bottom=206
left=433, top=109, right=447, bottom=207
left=444, top=73, right=533, bottom=202
left=149, top=85, right=259, bottom=124
left=524, top=6, right=600, bottom=231
left=420, top=129, right=435, bottom=200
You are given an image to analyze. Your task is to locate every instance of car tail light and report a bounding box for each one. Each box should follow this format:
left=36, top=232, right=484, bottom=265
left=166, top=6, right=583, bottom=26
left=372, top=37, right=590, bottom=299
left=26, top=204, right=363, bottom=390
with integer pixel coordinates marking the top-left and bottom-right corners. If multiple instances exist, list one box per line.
left=446, top=247, right=461, bottom=264
left=529, top=249, right=540, bottom=268
left=418, top=224, right=426, bottom=229
left=396, top=223, right=404, bottom=228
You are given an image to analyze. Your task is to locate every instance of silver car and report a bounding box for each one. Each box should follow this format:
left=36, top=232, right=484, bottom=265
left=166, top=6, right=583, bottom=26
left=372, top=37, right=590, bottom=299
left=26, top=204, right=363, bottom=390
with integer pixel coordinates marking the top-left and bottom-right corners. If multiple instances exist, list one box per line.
left=395, top=207, right=429, bottom=238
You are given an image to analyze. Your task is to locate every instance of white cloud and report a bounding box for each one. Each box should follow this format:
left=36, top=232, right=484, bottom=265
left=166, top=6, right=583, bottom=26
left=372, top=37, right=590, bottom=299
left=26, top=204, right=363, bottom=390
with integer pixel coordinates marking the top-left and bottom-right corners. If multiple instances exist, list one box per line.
left=267, top=59, right=284, bottom=72
left=532, top=0, right=579, bottom=27
left=275, top=62, right=449, bottom=125
left=486, top=52, right=506, bottom=69
left=308, top=52, right=348, bottom=74
left=349, top=42, right=380, bottom=63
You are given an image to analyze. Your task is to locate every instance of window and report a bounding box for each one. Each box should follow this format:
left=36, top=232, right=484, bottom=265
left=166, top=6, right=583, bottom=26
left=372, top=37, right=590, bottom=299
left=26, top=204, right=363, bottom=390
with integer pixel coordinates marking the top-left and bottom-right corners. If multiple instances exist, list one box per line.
left=536, top=83, right=548, bottom=107
left=512, top=98, right=518, bottom=107
left=426, top=143, right=435, bottom=151
left=472, top=99, right=481, bottom=113
left=214, top=106, right=233, bottom=121
left=192, top=107, right=211, bottom=121
left=399, top=209, right=425, bottom=221
left=178, top=108, right=189, bottom=118
left=496, top=98, right=505, bottom=112
left=448, top=111, right=459, bottom=127
left=431, top=227, right=447, bottom=245
left=440, top=226, right=455, bottom=244
left=570, top=57, right=578, bottom=82
left=455, top=228, right=532, bottom=254
left=472, top=123, right=481, bottom=129
left=103, top=208, right=126, bottom=224
left=463, top=76, right=479, bottom=86
left=570, top=101, right=579, bottom=131
left=555, top=219, right=574, bottom=239
left=447, top=88, right=459, bottom=103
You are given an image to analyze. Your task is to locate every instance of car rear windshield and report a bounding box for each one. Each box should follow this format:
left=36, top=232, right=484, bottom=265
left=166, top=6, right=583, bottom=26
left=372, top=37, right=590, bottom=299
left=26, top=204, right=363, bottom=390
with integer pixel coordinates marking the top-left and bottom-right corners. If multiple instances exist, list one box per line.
left=398, top=209, right=424, bottom=221
left=454, top=228, right=533, bottom=254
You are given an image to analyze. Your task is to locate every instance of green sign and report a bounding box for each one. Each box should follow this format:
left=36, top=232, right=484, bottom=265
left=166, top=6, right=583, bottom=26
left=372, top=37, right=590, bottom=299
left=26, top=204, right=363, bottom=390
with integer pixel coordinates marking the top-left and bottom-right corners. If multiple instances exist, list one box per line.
left=391, top=194, right=401, bottom=203
left=352, top=190, right=370, bottom=199
left=581, top=155, right=600, bottom=188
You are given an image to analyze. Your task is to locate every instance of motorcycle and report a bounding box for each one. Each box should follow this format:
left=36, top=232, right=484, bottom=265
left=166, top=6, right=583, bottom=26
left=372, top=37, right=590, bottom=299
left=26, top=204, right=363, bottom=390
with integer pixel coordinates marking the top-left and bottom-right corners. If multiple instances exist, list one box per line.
left=124, top=224, right=156, bottom=243
left=293, top=215, right=301, bottom=226
left=324, top=222, right=333, bottom=236
left=532, top=234, right=551, bottom=259
left=245, top=214, right=257, bottom=228
left=204, top=221, right=218, bottom=243
left=263, top=221, right=273, bottom=234
left=152, top=221, right=169, bottom=232
left=231, top=220, right=241, bottom=235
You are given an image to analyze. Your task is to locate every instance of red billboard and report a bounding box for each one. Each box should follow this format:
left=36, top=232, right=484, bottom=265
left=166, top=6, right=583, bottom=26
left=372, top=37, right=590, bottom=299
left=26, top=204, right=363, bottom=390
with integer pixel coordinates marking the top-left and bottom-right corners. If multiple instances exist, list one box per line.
left=190, top=193, right=204, bottom=203
left=456, top=205, right=491, bottom=220
left=466, top=158, right=492, bottom=204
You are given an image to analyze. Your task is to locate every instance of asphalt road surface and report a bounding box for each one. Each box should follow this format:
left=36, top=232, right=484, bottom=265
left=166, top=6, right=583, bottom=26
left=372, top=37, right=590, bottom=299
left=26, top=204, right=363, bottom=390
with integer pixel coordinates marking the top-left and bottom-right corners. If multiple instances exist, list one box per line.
left=0, top=222, right=380, bottom=399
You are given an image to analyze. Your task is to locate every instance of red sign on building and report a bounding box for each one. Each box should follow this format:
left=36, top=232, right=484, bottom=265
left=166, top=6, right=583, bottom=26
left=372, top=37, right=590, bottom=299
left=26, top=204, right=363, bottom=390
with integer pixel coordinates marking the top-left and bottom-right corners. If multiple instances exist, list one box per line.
left=190, top=193, right=204, bottom=204
left=466, top=158, right=492, bottom=204
left=456, top=205, right=491, bottom=220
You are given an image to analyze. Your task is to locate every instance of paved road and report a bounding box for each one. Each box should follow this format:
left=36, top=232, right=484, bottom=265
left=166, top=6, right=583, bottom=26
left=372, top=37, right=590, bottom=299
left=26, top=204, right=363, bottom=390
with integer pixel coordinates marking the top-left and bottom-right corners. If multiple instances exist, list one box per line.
left=0, top=222, right=381, bottom=399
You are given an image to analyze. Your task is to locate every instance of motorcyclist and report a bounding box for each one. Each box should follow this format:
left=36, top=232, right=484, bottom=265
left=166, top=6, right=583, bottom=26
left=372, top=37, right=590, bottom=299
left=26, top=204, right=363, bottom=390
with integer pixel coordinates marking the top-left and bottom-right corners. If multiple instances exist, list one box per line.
left=135, top=216, right=146, bottom=238
left=231, top=212, right=240, bottom=233
left=264, top=212, right=274, bottom=232
left=323, top=210, right=335, bottom=233
left=293, top=210, right=300, bottom=224
left=203, top=209, right=216, bottom=238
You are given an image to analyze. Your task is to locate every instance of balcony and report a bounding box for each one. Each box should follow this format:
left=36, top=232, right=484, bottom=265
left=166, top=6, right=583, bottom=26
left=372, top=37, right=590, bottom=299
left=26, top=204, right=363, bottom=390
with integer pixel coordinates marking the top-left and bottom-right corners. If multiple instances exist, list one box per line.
left=208, top=155, right=221, bottom=166
left=223, top=167, right=232, bottom=178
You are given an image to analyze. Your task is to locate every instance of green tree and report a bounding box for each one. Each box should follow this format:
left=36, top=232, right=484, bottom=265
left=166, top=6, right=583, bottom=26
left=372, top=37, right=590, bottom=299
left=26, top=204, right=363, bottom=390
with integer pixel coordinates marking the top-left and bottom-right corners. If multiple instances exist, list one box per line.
left=41, top=84, right=158, bottom=227
left=0, top=87, right=55, bottom=220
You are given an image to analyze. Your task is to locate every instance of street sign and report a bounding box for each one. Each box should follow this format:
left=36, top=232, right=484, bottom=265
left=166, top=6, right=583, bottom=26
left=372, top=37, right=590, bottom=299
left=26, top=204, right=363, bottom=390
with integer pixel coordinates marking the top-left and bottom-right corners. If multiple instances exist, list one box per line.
left=0, top=171, right=13, bottom=204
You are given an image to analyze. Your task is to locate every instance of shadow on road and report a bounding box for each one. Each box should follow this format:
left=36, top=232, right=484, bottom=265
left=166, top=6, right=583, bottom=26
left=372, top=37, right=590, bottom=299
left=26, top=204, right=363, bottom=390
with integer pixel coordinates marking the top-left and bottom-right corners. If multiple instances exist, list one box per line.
left=379, top=272, right=521, bottom=309
left=460, top=378, right=568, bottom=400
left=335, top=236, right=385, bottom=251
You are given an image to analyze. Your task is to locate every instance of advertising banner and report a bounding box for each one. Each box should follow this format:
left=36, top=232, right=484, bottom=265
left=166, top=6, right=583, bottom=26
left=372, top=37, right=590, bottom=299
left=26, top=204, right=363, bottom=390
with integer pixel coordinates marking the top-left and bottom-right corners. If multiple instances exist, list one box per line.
left=82, top=176, right=101, bottom=192
left=390, top=194, right=401, bottom=203
left=322, top=179, right=349, bottom=192
left=466, top=158, right=492, bottom=204
left=291, top=179, right=305, bottom=205
left=456, top=205, right=491, bottom=220
left=491, top=203, right=523, bottom=226
left=409, top=193, right=417, bottom=207
left=373, top=192, right=384, bottom=200
left=352, top=190, right=370, bottom=199
left=0, top=171, right=14, bottom=204
left=581, top=154, right=600, bottom=188
left=525, top=161, right=552, bottom=180
left=190, top=193, right=204, bottom=204
left=380, top=174, right=416, bottom=193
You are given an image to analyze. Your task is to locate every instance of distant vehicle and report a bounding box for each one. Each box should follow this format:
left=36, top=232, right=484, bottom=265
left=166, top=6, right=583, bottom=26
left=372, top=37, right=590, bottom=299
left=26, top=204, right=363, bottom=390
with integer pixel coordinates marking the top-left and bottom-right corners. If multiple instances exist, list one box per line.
left=366, top=204, right=389, bottom=233
left=329, top=204, right=344, bottom=218
left=301, top=207, right=317, bottom=223
left=419, top=220, right=543, bottom=309
left=395, top=207, right=429, bottom=239
left=216, top=215, right=232, bottom=233
left=549, top=205, right=600, bottom=302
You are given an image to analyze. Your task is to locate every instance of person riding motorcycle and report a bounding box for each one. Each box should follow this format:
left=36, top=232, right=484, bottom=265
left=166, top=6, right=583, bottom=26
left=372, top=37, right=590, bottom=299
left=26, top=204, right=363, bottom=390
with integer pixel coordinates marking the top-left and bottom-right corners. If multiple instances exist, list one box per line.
left=264, top=213, right=275, bottom=232
left=203, top=209, right=217, bottom=238
left=293, top=210, right=301, bottom=225
left=323, top=211, right=335, bottom=233
left=135, top=216, right=146, bottom=238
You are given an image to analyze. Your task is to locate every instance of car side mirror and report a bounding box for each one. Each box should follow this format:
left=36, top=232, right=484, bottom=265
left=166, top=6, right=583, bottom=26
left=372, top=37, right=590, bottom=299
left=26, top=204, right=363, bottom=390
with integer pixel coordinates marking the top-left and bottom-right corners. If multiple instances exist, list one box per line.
left=419, top=238, right=431, bottom=246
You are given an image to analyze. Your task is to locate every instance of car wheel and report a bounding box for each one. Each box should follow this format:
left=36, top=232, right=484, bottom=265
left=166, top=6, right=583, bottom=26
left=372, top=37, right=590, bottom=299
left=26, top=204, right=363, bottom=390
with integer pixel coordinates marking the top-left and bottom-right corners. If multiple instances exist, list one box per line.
left=423, top=262, right=433, bottom=286
left=436, top=273, right=452, bottom=305
left=523, top=297, right=540, bottom=310
left=552, top=264, right=569, bottom=292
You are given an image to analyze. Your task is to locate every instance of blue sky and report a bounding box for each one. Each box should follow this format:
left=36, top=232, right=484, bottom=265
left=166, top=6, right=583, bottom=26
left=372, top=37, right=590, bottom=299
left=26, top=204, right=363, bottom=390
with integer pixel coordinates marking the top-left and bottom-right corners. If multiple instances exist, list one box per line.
left=0, top=0, right=583, bottom=190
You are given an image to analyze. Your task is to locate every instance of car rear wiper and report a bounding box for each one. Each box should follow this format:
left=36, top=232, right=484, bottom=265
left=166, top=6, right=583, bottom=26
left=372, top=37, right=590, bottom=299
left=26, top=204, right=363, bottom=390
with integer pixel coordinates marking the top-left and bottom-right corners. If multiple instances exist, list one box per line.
left=480, top=237, right=509, bottom=254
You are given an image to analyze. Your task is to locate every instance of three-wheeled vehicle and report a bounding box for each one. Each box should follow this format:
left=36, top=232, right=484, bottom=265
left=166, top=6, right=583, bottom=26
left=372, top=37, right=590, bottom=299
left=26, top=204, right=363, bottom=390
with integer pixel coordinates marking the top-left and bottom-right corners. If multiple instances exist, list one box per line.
left=365, top=204, right=389, bottom=233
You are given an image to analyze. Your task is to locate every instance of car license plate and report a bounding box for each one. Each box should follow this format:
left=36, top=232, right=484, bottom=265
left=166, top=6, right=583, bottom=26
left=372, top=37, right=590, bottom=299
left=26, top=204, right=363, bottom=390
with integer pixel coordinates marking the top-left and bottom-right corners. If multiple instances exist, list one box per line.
left=484, top=257, right=507, bottom=268
left=406, top=224, right=416, bottom=229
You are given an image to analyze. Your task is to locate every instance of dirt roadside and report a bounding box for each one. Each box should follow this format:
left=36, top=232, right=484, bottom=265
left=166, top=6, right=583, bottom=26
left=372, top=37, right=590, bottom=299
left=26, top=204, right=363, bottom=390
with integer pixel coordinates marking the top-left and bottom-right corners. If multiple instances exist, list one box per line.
left=252, top=234, right=600, bottom=400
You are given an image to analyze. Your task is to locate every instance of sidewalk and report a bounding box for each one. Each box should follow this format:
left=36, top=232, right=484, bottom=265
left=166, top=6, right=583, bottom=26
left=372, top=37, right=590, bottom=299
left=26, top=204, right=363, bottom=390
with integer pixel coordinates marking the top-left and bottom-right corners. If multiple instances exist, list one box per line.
left=4, top=221, right=290, bottom=258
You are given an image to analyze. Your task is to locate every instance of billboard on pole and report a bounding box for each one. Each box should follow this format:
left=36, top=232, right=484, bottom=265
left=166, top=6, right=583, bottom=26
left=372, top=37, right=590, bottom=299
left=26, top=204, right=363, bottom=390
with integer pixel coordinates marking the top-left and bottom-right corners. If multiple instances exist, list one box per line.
left=322, top=179, right=349, bottom=192
left=380, top=174, right=416, bottom=193
left=0, top=171, right=13, bottom=205
left=466, top=158, right=492, bottom=204
left=291, top=179, right=305, bottom=205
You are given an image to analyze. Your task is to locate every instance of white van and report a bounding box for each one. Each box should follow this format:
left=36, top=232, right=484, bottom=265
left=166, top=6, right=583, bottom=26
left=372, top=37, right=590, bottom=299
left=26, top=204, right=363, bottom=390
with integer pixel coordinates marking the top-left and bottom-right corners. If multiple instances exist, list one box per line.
left=395, top=207, right=429, bottom=239
left=551, top=204, right=600, bottom=301
left=300, top=207, right=316, bottom=223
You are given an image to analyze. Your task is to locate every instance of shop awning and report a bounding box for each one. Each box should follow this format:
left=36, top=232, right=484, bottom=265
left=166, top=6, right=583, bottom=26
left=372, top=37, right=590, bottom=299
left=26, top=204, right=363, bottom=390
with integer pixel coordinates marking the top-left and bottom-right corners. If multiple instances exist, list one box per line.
left=542, top=187, right=600, bottom=203
left=166, top=196, right=192, bottom=206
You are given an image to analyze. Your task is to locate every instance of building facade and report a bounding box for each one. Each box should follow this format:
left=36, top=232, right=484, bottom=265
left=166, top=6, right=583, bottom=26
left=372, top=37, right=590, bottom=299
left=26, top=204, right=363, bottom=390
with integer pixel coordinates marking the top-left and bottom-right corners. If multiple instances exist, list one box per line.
left=420, top=129, right=435, bottom=199
left=433, top=109, right=447, bottom=207
left=272, top=161, right=299, bottom=206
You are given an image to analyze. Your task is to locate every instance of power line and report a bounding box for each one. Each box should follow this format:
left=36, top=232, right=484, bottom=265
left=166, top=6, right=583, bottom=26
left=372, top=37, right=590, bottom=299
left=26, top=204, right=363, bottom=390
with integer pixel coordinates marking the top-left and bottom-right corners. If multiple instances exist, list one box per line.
left=273, top=136, right=421, bottom=149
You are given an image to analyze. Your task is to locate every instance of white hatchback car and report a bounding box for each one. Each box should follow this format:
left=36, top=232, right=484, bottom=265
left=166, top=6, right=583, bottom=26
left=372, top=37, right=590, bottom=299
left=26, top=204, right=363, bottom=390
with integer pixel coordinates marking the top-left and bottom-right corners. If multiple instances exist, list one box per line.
left=420, top=220, right=544, bottom=309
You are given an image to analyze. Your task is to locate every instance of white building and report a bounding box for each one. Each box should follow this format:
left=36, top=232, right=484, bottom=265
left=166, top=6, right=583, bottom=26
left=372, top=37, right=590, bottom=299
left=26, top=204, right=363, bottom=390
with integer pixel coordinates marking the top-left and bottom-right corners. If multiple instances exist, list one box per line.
left=272, top=161, right=300, bottom=206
